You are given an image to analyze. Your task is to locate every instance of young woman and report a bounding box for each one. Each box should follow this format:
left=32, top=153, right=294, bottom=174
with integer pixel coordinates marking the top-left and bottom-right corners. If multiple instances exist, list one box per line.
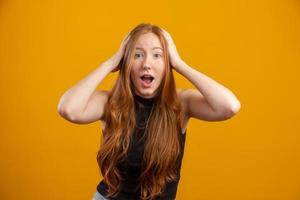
left=57, top=23, right=241, bottom=200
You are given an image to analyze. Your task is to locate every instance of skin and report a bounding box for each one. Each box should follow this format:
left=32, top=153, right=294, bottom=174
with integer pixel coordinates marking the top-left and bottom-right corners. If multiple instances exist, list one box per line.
left=130, top=32, right=165, bottom=98
left=58, top=27, right=241, bottom=131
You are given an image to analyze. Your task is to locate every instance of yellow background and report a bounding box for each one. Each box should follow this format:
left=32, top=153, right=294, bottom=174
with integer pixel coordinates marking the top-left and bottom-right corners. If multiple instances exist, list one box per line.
left=1, top=0, right=299, bottom=199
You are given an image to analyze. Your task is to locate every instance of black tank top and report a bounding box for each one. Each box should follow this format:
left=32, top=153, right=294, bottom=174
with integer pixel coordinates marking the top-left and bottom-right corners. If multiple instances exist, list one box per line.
left=97, top=94, right=186, bottom=200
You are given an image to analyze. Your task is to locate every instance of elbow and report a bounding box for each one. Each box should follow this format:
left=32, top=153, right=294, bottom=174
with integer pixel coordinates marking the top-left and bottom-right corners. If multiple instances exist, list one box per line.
left=57, top=100, right=69, bottom=118
left=221, top=101, right=241, bottom=119
left=57, top=96, right=79, bottom=122
left=58, top=106, right=69, bottom=119
left=234, top=100, right=241, bottom=113
left=58, top=106, right=68, bottom=118
left=57, top=105, right=78, bottom=122
left=231, top=100, right=241, bottom=114
left=57, top=97, right=68, bottom=117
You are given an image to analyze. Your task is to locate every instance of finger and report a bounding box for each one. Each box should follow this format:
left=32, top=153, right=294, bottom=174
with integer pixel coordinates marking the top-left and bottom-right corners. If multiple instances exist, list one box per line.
left=120, top=34, right=131, bottom=50
left=112, top=65, right=120, bottom=72
left=161, top=28, right=171, bottom=37
left=161, top=29, right=168, bottom=38
left=161, top=29, right=173, bottom=44
left=122, top=33, right=131, bottom=44
left=161, top=28, right=168, bottom=33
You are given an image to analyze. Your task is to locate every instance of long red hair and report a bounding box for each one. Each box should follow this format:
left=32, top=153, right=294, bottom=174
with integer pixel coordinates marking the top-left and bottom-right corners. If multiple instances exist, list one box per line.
left=97, top=23, right=183, bottom=200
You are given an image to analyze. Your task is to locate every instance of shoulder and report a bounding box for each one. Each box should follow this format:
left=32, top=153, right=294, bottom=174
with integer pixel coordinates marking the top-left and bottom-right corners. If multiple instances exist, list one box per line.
left=176, top=88, right=190, bottom=134
left=176, top=88, right=185, bottom=107
left=176, top=88, right=193, bottom=107
left=176, top=88, right=196, bottom=99
left=96, top=89, right=110, bottom=97
left=96, top=90, right=110, bottom=128
left=176, top=88, right=235, bottom=121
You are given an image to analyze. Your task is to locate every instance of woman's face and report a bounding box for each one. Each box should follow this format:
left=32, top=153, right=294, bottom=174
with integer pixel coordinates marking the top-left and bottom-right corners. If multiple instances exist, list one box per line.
left=130, top=32, right=166, bottom=99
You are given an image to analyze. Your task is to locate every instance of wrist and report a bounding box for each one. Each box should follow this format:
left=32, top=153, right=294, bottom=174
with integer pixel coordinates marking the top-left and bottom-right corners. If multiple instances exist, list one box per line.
left=174, top=60, right=186, bottom=70
left=100, top=61, right=115, bottom=72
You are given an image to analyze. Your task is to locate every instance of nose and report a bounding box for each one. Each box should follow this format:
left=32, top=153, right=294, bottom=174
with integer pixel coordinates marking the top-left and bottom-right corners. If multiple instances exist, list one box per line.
left=142, top=55, right=151, bottom=70
left=143, top=64, right=150, bottom=70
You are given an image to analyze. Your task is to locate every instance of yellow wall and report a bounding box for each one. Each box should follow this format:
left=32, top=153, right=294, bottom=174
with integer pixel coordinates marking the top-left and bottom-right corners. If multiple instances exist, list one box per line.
left=1, top=0, right=299, bottom=199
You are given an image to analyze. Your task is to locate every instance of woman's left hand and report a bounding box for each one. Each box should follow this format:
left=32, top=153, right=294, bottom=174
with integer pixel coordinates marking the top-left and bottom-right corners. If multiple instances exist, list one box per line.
left=162, top=29, right=185, bottom=71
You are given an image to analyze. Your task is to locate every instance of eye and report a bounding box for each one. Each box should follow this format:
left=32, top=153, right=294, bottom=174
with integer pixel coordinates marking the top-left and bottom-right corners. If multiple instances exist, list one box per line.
left=154, top=53, right=162, bottom=58
left=134, top=52, right=143, bottom=58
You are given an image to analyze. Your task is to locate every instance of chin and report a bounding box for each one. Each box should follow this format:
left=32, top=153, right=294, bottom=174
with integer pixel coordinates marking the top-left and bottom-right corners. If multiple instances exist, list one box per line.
left=139, top=91, right=155, bottom=98
left=136, top=88, right=157, bottom=98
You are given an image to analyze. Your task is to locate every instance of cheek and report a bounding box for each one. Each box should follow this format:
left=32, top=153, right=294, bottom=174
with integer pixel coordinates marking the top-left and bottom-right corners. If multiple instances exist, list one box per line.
left=130, top=70, right=139, bottom=84
left=155, top=67, right=166, bottom=83
left=155, top=60, right=166, bottom=75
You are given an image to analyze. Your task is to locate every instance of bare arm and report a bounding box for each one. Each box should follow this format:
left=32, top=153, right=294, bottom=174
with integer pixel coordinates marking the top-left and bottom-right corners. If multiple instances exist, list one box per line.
left=57, top=34, right=130, bottom=124
left=162, top=29, right=241, bottom=123
left=176, top=63, right=241, bottom=121
left=57, top=62, right=112, bottom=124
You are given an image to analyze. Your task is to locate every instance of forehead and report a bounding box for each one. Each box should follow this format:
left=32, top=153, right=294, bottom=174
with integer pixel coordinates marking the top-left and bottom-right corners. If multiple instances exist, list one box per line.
left=135, top=32, right=162, bottom=49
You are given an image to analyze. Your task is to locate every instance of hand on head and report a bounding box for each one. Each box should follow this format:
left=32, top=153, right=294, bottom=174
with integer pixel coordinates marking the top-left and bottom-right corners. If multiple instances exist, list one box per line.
left=161, top=28, right=184, bottom=70
left=107, top=33, right=131, bottom=72
left=106, top=26, right=184, bottom=73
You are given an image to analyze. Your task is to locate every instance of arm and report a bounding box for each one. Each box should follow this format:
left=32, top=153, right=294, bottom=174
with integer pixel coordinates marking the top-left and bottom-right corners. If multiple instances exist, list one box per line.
left=162, top=29, right=241, bottom=121
left=57, top=63, right=112, bottom=124
left=176, top=62, right=241, bottom=121
left=57, top=34, right=130, bottom=124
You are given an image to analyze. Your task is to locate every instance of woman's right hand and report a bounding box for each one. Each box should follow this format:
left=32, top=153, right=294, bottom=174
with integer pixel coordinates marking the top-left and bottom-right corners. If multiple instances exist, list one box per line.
left=105, top=33, right=131, bottom=72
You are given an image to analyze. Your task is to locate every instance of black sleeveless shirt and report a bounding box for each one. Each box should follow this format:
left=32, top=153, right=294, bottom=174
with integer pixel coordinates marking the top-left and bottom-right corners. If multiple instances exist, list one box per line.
left=96, top=94, right=186, bottom=200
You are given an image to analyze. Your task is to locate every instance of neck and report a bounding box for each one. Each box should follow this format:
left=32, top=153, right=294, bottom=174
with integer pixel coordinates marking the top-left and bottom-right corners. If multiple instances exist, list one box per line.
left=133, top=93, right=158, bottom=106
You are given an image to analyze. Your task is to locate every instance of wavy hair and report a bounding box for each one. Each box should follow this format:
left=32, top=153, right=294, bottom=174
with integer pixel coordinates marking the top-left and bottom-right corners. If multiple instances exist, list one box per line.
left=97, top=23, right=183, bottom=200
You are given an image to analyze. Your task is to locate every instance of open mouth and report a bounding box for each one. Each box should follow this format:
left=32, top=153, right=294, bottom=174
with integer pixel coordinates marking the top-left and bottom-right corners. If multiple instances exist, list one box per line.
left=140, top=75, right=154, bottom=84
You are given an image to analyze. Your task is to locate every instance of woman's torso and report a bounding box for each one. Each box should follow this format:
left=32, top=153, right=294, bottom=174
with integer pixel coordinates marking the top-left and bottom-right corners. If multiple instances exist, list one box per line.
left=97, top=94, right=187, bottom=200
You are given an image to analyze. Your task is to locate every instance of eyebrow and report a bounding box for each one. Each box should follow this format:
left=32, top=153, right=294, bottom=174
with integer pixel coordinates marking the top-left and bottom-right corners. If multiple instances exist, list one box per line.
left=135, top=47, right=163, bottom=50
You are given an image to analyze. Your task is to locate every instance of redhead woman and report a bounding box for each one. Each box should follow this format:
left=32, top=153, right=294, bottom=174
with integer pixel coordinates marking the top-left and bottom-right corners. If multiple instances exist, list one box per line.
left=57, top=23, right=241, bottom=200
